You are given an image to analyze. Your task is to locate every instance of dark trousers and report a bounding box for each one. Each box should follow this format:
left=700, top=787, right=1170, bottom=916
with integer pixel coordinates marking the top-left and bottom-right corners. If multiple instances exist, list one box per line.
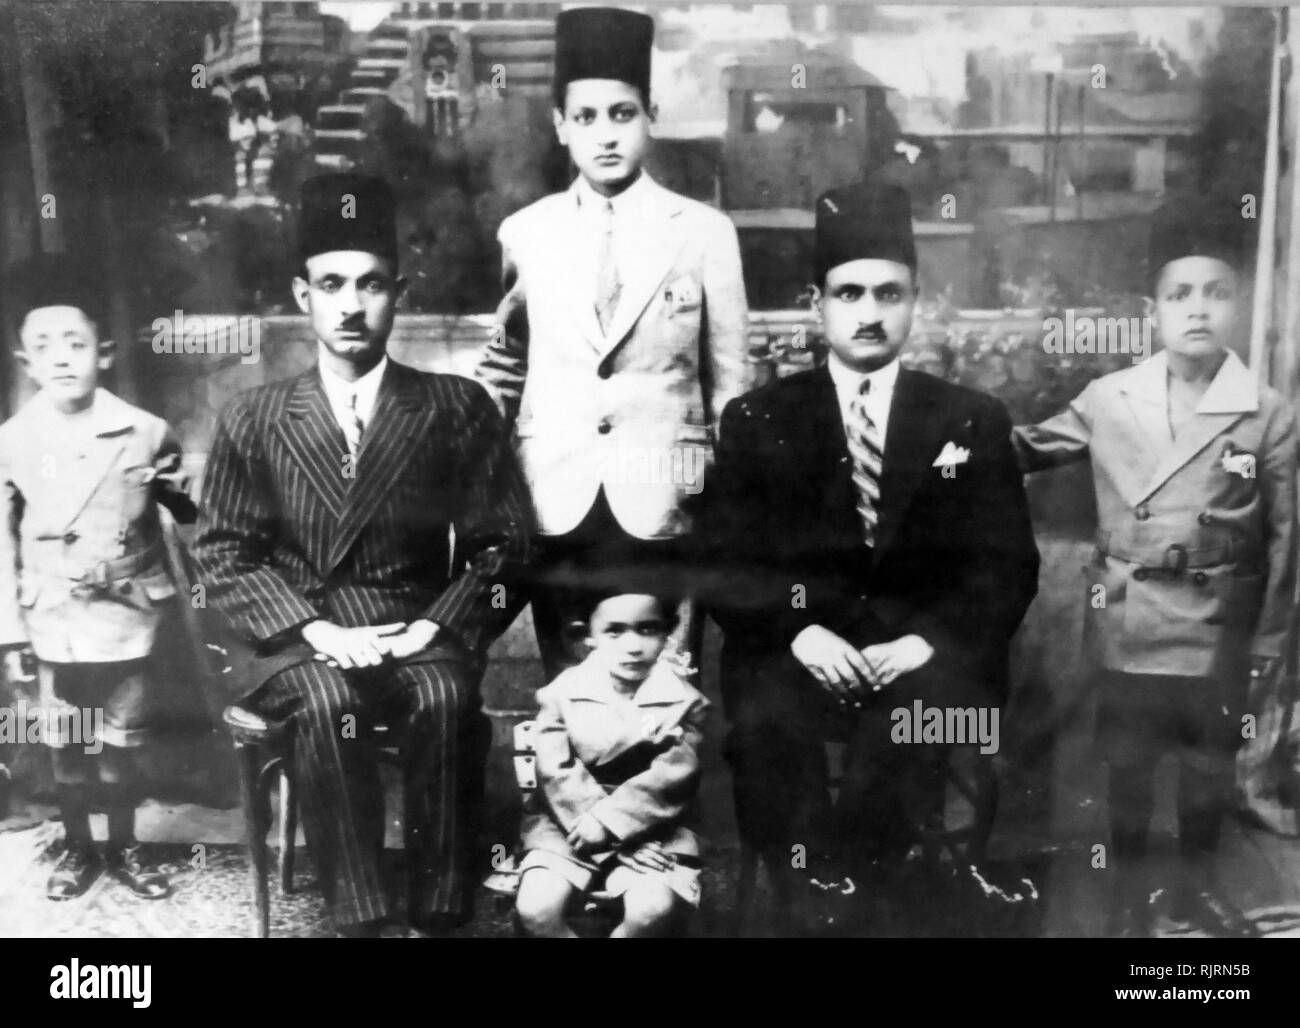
left=722, top=641, right=982, bottom=877
left=1095, top=669, right=1246, bottom=894
left=251, top=657, right=490, bottom=926
left=529, top=488, right=702, bottom=683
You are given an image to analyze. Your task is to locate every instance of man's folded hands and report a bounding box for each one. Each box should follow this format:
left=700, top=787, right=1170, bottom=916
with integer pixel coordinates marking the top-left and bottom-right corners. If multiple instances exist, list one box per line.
left=301, top=619, right=442, bottom=670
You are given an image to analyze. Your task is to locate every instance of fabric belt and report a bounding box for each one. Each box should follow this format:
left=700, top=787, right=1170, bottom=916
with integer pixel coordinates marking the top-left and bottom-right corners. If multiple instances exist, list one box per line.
left=31, top=541, right=164, bottom=591
left=1094, top=531, right=1252, bottom=573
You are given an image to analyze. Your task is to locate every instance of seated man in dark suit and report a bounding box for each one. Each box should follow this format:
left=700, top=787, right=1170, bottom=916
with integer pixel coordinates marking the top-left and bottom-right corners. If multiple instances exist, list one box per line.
left=697, top=182, right=1040, bottom=926
left=194, top=174, right=532, bottom=936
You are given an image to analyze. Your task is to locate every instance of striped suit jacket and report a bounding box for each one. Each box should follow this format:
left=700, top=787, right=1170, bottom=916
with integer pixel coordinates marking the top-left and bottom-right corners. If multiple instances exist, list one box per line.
left=193, top=360, right=533, bottom=700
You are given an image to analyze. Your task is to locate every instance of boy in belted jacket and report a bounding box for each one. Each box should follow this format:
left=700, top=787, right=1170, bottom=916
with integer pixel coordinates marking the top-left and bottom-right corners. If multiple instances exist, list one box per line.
left=1013, top=194, right=1298, bottom=938
left=0, top=255, right=197, bottom=901
left=476, top=6, right=751, bottom=680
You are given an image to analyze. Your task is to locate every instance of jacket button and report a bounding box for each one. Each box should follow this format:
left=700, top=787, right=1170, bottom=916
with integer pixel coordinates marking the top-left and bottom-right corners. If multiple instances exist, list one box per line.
left=1133, top=568, right=1149, bottom=582
left=1192, top=572, right=1208, bottom=586
left=63, top=531, right=79, bottom=545
left=1135, top=506, right=1150, bottom=521
left=598, top=419, right=612, bottom=434
left=1198, top=512, right=1214, bottom=526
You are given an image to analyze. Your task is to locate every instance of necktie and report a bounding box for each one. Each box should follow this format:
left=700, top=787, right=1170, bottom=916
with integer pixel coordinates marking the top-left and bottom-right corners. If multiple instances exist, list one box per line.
left=594, top=198, right=622, bottom=334
left=847, top=379, right=883, bottom=547
left=343, top=390, right=364, bottom=461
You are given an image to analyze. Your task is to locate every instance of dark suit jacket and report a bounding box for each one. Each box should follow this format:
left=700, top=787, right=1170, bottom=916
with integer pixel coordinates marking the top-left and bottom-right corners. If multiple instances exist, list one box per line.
left=696, top=362, right=1039, bottom=700
left=193, top=360, right=533, bottom=700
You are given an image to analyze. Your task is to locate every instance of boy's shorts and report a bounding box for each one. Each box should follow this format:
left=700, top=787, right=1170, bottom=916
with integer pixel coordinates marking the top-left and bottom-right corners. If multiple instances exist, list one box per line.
left=1093, top=670, right=1246, bottom=773
left=37, top=659, right=155, bottom=749
left=519, top=847, right=702, bottom=908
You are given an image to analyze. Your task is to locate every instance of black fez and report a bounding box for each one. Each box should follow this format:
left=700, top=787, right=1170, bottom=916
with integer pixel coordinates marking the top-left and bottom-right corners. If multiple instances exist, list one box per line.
left=815, top=181, right=917, bottom=284
left=553, top=7, right=654, bottom=108
left=528, top=538, right=691, bottom=620
left=6, top=251, right=106, bottom=328
left=299, top=173, right=398, bottom=268
left=1147, top=191, right=1252, bottom=292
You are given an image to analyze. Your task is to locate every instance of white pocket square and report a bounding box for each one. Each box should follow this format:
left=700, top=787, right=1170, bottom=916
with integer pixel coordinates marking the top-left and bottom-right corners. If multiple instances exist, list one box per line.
left=932, top=442, right=971, bottom=467
left=665, top=275, right=701, bottom=311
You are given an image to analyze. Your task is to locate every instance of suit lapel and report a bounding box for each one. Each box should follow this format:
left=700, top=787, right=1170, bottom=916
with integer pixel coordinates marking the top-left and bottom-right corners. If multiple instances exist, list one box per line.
left=1130, top=350, right=1255, bottom=503
left=558, top=182, right=607, bottom=353
left=1114, top=357, right=1170, bottom=508
left=799, top=366, right=857, bottom=529
left=871, top=369, right=947, bottom=562
left=51, top=390, right=132, bottom=525
left=597, top=178, right=687, bottom=358
left=326, top=362, right=435, bottom=573
left=276, top=370, right=349, bottom=520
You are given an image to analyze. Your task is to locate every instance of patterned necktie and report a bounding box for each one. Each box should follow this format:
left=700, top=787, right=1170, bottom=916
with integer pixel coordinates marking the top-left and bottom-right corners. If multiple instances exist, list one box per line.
left=594, top=198, right=622, bottom=334
left=847, top=378, right=883, bottom=547
left=343, top=390, right=364, bottom=462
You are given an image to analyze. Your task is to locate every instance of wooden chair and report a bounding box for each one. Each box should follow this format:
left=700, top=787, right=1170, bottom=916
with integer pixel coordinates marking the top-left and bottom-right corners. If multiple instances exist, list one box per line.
left=222, top=704, right=401, bottom=938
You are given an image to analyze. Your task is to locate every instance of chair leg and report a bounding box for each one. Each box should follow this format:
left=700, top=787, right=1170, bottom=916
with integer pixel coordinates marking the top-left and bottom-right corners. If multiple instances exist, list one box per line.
left=235, top=741, right=271, bottom=939
left=278, top=770, right=297, bottom=896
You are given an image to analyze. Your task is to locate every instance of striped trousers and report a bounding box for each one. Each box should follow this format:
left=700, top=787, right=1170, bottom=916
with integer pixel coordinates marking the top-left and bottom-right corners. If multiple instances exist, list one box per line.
left=252, top=657, right=490, bottom=927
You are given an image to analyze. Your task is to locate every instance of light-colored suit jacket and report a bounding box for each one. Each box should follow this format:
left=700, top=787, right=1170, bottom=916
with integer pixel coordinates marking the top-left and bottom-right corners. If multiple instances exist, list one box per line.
left=0, top=388, right=195, bottom=663
left=520, top=654, right=710, bottom=862
left=477, top=172, right=752, bottom=539
left=1013, top=350, right=1297, bottom=677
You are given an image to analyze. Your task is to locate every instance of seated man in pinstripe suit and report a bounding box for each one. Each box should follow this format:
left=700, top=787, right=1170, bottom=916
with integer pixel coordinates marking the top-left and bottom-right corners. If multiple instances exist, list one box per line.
left=194, top=174, right=532, bottom=937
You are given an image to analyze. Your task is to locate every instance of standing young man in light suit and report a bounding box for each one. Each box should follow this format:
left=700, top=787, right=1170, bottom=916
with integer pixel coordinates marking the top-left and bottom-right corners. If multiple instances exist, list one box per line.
left=195, top=173, right=532, bottom=936
left=476, top=6, right=751, bottom=679
left=1014, top=194, right=1297, bottom=938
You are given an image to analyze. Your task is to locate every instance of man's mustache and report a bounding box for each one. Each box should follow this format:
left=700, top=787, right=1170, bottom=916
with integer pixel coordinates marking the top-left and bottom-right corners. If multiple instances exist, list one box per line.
left=853, top=324, right=887, bottom=340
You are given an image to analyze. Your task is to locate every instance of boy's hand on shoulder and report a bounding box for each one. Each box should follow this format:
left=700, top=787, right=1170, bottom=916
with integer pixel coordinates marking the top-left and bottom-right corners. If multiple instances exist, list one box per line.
left=566, top=813, right=612, bottom=854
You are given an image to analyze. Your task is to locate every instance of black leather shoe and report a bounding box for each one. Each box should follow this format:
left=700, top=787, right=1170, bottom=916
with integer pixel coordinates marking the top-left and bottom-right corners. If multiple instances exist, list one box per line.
left=47, top=843, right=101, bottom=901
left=105, top=844, right=173, bottom=900
left=1172, top=887, right=1259, bottom=938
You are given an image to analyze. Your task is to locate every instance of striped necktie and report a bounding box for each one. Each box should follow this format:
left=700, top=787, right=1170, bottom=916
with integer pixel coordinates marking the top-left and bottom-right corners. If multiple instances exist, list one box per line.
left=847, top=378, right=882, bottom=547
left=343, top=390, right=364, bottom=461
left=594, top=198, right=622, bottom=334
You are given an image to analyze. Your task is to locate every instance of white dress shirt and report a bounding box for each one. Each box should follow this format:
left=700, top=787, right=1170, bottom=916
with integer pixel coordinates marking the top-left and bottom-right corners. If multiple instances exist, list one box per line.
left=827, top=351, right=900, bottom=453
left=574, top=171, right=655, bottom=303
left=317, top=347, right=388, bottom=440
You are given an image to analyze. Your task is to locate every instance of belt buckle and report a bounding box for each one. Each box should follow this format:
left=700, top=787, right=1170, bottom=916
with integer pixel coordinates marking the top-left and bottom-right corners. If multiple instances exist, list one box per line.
left=1163, top=544, right=1188, bottom=575
left=75, top=560, right=111, bottom=594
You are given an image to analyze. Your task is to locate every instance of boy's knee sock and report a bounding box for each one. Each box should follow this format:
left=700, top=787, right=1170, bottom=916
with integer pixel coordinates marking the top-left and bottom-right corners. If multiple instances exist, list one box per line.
left=1108, top=762, right=1157, bottom=901
left=1108, top=762, right=1156, bottom=857
left=1178, top=759, right=1229, bottom=884
left=51, top=748, right=96, bottom=846
left=98, top=747, right=138, bottom=846
left=55, top=785, right=94, bottom=847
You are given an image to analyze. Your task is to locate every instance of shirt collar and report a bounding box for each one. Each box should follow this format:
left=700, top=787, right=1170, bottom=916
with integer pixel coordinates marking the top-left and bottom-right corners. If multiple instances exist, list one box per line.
left=565, top=654, right=704, bottom=707
left=826, top=351, right=901, bottom=401
left=573, top=169, right=655, bottom=219
left=1125, top=348, right=1259, bottom=415
left=32, top=386, right=135, bottom=437
left=317, top=347, right=388, bottom=413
